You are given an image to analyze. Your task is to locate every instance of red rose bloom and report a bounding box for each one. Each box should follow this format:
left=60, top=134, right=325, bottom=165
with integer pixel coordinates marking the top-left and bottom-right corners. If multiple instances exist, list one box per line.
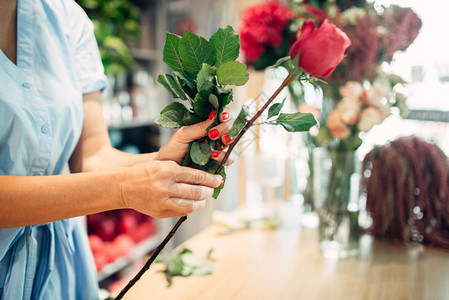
left=290, top=18, right=351, bottom=78
left=240, top=1, right=295, bottom=63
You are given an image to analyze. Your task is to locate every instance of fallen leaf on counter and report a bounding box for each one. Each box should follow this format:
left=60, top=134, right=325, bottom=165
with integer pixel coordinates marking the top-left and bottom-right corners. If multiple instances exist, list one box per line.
left=155, top=248, right=213, bottom=286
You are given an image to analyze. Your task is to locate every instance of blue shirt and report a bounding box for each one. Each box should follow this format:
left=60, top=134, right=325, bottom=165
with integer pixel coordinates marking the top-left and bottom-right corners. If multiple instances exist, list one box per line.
left=0, top=0, right=107, bottom=298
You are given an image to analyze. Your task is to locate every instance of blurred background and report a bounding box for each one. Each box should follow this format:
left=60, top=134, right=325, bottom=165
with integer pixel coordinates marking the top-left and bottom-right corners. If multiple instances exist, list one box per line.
left=77, top=0, right=449, bottom=293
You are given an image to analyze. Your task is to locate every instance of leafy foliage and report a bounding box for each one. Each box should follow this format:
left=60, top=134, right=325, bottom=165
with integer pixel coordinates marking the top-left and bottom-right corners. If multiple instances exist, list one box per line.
left=157, top=27, right=248, bottom=198
left=77, top=0, right=140, bottom=74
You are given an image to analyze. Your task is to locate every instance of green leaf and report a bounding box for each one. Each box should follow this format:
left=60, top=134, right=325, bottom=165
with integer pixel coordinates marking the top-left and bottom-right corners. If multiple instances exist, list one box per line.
left=182, top=113, right=203, bottom=126
left=216, top=87, right=233, bottom=108
left=197, top=63, right=216, bottom=91
left=221, top=93, right=233, bottom=107
left=158, top=74, right=191, bottom=101
left=216, top=61, right=249, bottom=86
left=179, top=30, right=215, bottom=76
left=272, top=112, right=317, bottom=132
left=190, top=141, right=212, bottom=166
left=176, top=72, right=196, bottom=90
left=156, top=102, right=190, bottom=128
left=228, top=105, right=249, bottom=137
left=209, top=94, right=219, bottom=110
left=193, top=82, right=215, bottom=119
left=210, top=26, right=240, bottom=66
left=182, top=143, right=193, bottom=166
left=213, top=168, right=226, bottom=199
left=163, top=33, right=184, bottom=72
left=268, top=96, right=287, bottom=119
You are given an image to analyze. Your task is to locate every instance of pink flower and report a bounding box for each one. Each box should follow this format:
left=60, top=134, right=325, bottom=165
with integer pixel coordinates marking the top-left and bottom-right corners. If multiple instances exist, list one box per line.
left=298, top=103, right=320, bottom=120
left=339, top=81, right=363, bottom=102
left=357, top=107, right=383, bottom=132
left=330, top=126, right=351, bottom=139
left=326, top=110, right=345, bottom=130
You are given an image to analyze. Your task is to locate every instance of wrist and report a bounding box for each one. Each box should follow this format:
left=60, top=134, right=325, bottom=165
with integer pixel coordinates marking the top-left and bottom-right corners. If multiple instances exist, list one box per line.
left=112, top=168, right=129, bottom=210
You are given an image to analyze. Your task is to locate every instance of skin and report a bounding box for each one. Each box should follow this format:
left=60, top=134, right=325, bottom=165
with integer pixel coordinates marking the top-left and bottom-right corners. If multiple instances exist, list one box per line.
left=0, top=0, right=234, bottom=228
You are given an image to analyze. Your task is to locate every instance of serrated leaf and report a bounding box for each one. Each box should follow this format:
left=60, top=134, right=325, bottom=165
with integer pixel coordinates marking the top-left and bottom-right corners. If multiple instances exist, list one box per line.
left=210, top=25, right=240, bottom=66
left=176, top=72, right=196, bottom=90
left=182, top=143, right=193, bottom=166
left=209, top=94, right=219, bottom=109
left=216, top=87, right=233, bottom=107
left=197, top=63, right=216, bottom=91
left=268, top=96, right=287, bottom=119
left=190, top=141, right=212, bottom=166
left=163, top=33, right=184, bottom=72
left=216, top=61, right=249, bottom=86
left=182, top=112, right=203, bottom=126
left=228, top=105, right=249, bottom=137
left=179, top=30, right=215, bottom=76
left=158, top=74, right=191, bottom=101
left=221, top=93, right=233, bottom=107
left=213, top=168, right=226, bottom=199
left=272, top=112, right=317, bottom=132
left=156, top=102, right=190, bottom=128
left=193, top=82, right=215, bottom=118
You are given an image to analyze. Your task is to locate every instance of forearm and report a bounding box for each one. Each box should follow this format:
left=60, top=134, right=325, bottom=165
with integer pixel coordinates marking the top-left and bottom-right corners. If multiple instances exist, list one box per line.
left=71, top=146, right=157, bottom=172
left=0, top=170, right=125, bottom=228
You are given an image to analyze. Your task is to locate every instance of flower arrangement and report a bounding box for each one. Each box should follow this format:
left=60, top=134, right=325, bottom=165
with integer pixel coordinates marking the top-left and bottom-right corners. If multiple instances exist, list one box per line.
left=240, top=0, right=422, bottom=151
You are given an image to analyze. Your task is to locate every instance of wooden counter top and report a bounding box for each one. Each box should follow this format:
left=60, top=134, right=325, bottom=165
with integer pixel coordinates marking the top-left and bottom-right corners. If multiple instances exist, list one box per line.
left=116, top=220, right=449, bottom=300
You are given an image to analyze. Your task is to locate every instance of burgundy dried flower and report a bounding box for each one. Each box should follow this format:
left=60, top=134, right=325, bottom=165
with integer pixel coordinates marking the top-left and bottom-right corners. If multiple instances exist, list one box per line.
left=383, top=5, right=422, bottom=62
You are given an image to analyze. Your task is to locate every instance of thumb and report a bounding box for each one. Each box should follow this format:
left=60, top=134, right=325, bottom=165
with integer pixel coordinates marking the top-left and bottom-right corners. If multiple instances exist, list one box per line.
left=178, top=109, right=216, bottom=142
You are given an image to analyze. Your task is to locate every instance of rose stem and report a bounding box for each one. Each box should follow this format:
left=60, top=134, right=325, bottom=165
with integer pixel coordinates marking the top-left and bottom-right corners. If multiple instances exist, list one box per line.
left=115, top=69, right=299, bottom=299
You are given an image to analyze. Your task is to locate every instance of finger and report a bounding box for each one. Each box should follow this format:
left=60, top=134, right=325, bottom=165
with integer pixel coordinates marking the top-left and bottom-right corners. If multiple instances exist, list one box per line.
left=168, top=183, right=214, bottom=200
left=176, top=109, right=216, bottom=143
left=175, top=166, right=222, bottom=187
left=221, top=134, right=233, bottom=145
left=167, top=198, right=207, bottom=212
left=208, top=118, right=234, bottom=140
left=210, top=150, right=234, bottom=166
left=219, top=109, right=232, bottom=123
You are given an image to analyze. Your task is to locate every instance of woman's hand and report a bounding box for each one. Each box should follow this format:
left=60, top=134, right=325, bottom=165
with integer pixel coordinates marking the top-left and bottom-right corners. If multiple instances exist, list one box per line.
left=156, top=109, right=235, bottom=166
left=118, top=160, right=223, bottom=218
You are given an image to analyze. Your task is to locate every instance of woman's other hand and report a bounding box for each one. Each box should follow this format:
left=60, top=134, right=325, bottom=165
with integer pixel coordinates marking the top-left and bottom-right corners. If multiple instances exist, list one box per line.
left=156, top=109, right=234, bottom=166
left=118, top=160, right=223, bottom=218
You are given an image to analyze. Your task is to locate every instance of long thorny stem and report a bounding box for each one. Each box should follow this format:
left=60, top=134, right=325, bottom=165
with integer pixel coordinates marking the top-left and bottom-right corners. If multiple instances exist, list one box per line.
left=115, top=69, right=300, bottom=299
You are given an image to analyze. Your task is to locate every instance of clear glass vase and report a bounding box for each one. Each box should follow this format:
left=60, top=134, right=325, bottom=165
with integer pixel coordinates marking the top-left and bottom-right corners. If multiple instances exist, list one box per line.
left=313, top=147, right=362, bottom=259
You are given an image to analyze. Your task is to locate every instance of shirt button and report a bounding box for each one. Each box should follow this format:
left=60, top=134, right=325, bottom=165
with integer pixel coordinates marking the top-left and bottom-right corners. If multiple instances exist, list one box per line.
left=41, top=126, right=49, bottom=134
left=22, top=82, right=32, bottom=89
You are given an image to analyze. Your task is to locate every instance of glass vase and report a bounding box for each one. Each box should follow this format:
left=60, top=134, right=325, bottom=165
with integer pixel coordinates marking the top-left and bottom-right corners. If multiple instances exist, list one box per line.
left=313, top=147, right=362, bottom=259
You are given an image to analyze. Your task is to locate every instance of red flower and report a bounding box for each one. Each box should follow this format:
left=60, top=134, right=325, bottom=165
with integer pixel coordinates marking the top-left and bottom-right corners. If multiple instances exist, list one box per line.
left=240, top=1, right=295, bottom=62
left=290, top=18, right=351, bottom=78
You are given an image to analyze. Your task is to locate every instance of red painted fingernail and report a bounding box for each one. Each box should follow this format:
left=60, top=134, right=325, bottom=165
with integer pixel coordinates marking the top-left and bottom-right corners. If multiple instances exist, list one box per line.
left=222, top=112, right=229, bottom=121
left=224, top=134, right=231, bottom=144
left=219, top=179, right=224, bottom=186
left=208, top=109, right=216, bottom=120
left=209, top=129, right=219, bottom=139
left=211, top=151, right=219, bottom=158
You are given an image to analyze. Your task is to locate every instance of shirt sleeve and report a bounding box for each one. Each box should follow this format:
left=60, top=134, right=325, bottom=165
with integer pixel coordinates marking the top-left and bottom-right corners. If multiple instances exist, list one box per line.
left=66, top=2, right=108, bottom=94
